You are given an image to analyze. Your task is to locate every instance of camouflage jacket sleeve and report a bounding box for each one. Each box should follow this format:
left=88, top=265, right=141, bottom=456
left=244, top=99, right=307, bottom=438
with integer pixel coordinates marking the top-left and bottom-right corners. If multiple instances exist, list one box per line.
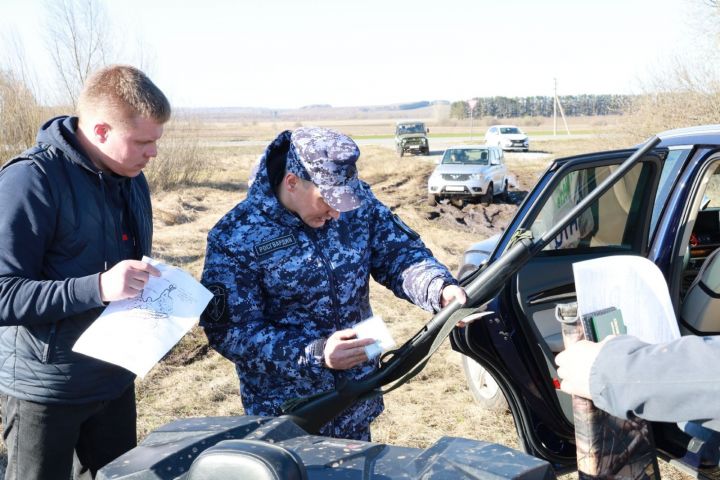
left=200, top=235, right=328, bottom=383
left=590, top=335, right=720, bottom=423
left=366, top=192, right=457, bottom=312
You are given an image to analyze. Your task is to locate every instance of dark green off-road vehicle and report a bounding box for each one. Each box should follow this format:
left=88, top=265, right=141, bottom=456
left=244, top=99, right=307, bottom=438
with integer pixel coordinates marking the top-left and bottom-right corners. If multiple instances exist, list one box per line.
left=395, top=121, right=429, bottom=156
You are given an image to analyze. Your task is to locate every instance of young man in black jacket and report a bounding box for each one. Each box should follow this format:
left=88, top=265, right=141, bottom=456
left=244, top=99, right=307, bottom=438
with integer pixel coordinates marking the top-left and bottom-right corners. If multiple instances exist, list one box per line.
left=0, top=65, right=170, bottom=479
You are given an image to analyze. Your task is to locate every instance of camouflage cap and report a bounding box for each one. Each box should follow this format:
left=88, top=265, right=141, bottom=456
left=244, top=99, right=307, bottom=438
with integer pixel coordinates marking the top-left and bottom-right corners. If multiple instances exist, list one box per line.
left=286, top=127, right=365, bottom=212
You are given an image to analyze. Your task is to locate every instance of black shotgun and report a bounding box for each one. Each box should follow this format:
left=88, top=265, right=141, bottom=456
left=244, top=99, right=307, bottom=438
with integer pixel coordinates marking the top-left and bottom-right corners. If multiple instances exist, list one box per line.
left=283, top=136, right=662, bottom=434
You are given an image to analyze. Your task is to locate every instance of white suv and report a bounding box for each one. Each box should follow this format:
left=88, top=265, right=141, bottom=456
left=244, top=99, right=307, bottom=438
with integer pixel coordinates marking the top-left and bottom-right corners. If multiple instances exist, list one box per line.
left=485, top=125, right=529, bottom=152
left=427, top=145, right=509, bottom=206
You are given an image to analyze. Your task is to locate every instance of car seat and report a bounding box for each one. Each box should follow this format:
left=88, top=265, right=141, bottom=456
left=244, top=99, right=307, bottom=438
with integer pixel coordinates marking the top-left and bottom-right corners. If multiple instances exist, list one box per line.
left=186, top=439, right=308, bottom=480
left=681, top=247, right=720, bottom=333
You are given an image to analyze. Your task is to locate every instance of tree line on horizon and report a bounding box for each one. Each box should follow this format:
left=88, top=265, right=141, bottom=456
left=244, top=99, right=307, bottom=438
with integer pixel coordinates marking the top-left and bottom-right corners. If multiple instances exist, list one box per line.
left=450, top=94, right=630, bottom=119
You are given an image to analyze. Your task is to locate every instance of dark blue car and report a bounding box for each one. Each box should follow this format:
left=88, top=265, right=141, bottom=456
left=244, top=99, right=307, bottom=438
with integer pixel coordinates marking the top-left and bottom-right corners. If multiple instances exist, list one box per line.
left=452, top=124, right=720, bottom=475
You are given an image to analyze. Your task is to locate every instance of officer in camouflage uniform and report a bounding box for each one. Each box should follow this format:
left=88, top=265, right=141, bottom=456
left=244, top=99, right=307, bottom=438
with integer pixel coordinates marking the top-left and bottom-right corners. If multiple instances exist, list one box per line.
left=200, top=127, right=465, bottom=440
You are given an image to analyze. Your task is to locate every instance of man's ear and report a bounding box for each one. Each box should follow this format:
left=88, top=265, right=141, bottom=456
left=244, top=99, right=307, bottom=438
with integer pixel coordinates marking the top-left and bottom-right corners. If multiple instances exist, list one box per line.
left=93, top=123, right=110, bottom=143
left=284, top=173, right=299, bottom=192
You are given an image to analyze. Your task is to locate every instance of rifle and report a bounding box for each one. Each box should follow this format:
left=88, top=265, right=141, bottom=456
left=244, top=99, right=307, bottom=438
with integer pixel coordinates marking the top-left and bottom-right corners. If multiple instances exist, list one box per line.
left=282, top=136, right=661, bottom=434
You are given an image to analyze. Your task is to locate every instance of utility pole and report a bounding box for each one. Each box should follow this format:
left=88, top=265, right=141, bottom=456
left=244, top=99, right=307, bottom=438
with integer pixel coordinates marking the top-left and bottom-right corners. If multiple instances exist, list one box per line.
left=553, top=78, right=557, bottom=136
left=553, top=78, right=571, bottom=135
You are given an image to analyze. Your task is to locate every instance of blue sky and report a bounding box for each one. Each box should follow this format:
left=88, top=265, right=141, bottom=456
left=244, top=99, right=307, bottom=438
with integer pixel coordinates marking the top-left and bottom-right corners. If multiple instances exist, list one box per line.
left=0, top=0, right=705, bottom=108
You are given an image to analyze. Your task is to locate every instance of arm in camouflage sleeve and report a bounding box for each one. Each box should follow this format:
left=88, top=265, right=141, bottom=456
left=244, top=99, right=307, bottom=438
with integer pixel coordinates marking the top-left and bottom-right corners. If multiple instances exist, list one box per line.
left=200, top=236, right=330, bottom=383
left=366, top=192, right=457, bottom=312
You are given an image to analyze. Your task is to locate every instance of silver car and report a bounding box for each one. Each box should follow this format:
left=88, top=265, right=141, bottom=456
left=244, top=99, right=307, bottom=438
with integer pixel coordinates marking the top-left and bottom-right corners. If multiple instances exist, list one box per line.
left=427, top=145, right=509, bottom=206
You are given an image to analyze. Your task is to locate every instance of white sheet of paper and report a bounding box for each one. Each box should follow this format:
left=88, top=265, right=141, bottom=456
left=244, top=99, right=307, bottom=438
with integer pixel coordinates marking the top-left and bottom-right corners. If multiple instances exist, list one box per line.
left=72, top=256, right=213, bottom=378
left=573, top=256, right=680, bottom=344
left=353, top=315, right=396, bottom=360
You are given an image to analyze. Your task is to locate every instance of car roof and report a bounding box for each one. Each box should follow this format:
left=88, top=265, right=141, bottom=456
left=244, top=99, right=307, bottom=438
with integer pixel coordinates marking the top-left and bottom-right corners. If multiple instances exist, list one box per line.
left=395, top=120, right=425, bottom=125
left=445, top=145, right=492, bottom=150
left=488, top=124, right=520, bottom=129
left=656, top=124, right=720, bottom=147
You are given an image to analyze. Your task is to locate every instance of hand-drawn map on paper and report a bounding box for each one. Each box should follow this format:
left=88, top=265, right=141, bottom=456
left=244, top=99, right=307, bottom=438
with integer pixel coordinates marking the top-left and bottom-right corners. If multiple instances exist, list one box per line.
left=73, top=256, right=213, bottom=377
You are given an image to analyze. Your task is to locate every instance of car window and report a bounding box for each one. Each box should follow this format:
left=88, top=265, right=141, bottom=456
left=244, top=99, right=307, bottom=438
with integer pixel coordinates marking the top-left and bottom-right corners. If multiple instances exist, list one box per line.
left=500, top=127, right=521, bottom=134
left=397, top=124, right=425, bottom=134
left=442, top=148, right=489, bottom=164
left=649, top=148, right=691, bottom=237
left=529, top=162, right=654, bottom=252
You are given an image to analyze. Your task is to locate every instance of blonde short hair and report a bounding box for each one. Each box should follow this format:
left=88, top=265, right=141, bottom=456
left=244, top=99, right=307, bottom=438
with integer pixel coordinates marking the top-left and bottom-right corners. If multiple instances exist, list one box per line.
left=77, top=65, right=171, bottom=125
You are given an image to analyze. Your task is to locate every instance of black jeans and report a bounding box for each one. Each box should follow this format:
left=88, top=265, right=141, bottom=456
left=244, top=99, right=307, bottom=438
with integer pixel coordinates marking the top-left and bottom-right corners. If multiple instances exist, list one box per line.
left=1, top=385, right=136, bottom=480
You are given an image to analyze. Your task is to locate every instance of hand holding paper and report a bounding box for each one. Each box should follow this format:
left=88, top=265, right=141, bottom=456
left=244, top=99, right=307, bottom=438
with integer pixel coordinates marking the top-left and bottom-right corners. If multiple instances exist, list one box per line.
left=353, top=315, right=396, bottom=361
left=73, top=257, right=213, bottom=378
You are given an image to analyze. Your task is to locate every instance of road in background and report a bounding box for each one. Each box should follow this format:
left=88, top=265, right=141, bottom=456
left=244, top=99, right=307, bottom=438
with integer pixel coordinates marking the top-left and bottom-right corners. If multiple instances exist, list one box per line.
left=205, top=133, right=594, bottom=152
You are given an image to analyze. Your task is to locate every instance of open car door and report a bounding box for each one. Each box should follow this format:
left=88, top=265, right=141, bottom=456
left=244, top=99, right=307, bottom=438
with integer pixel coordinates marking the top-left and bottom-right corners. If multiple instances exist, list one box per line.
left=452, top=147, right=665, bottom=468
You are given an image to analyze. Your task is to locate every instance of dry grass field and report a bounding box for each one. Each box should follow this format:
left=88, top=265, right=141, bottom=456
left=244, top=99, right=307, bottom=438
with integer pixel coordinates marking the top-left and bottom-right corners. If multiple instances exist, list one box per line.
left=0, top=117, right=692, bottom=479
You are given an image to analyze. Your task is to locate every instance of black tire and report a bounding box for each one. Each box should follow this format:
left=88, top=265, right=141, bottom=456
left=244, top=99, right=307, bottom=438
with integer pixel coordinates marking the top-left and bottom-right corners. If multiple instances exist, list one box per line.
left=423, top=146, right=430, bottom=155
left=427, top=194, right=438, bottom=206
left=400, top=149, right=404, bottom=157
left=483, top=183, right=494, bottom=205
left=462, top=355, right=508, bottom=411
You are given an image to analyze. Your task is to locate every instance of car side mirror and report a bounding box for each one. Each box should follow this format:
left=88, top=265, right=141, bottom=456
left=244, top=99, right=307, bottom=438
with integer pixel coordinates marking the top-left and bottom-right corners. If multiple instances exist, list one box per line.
left=490, top=157, right=500, bottom=165
left=426, top=128, right=430, bottom=134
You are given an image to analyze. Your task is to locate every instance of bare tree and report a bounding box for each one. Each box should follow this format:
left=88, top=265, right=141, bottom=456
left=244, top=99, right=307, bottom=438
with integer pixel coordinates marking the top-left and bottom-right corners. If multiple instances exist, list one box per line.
left=0, top=30, right=45, bottom=159
left=619, top=0, right=720, bottom=138
left=0, top=70, right=43, bottom=155
left=44, top=0, right=113, bottom=107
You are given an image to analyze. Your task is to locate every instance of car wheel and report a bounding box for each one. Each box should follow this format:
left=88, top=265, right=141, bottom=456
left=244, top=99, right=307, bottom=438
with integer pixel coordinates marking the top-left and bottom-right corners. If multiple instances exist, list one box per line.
left=483, top=183, right=494, bottom=205
left=461, top=355, right=508, bottom=411
left=424, top=146, right=430, bottom=155
left=427, top=194, right=438, bottom=206
left=400, top=149, right=405, bottom=157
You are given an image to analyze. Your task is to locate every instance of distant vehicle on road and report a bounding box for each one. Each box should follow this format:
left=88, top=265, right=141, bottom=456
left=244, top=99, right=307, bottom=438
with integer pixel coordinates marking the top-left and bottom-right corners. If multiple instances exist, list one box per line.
left=485, top=125, right=529, bottom=152
left=427, top=145, right=509, bottom=206
left=395, top=120, right=429, bottom=156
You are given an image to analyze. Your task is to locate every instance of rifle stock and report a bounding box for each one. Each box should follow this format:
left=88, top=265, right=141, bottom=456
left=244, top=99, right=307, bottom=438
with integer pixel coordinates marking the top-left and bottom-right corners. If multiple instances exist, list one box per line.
left=283, top=136, right=662, bottom=435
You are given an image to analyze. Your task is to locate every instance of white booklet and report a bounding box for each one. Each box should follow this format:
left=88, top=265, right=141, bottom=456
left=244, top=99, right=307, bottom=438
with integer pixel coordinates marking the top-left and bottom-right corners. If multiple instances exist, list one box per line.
left=353, top=315, right=396, bottom=360
left=573, top=255, right=680, bottom=344
left=73, top=256, right=213, bottom=378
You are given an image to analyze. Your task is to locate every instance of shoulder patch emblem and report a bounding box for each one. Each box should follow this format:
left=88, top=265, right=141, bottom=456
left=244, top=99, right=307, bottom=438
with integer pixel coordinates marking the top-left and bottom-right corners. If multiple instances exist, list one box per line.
left=392, top=214, right=420, bottom=240
left=254, top=234, right=297, bottom=257
left=202, top=283, right=228, bottom=325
